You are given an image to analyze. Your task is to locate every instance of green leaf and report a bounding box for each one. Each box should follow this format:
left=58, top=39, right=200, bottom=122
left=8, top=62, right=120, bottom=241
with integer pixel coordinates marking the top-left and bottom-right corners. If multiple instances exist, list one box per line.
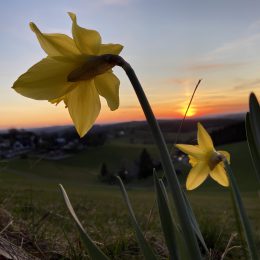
left=249, top=93, right=260, bottom=146
left=154, top=172, right=180, bottom=260
left=116, top=176, right=157, bottom=260
left=224, top=162, right=259, bottom=260
left=182, top=190, right=209, bottom=254
left=247, top=93, right=260, bottom=183
left=245, top=113, right=260, bottom=183
left=59, top=184, right=109, bottom=260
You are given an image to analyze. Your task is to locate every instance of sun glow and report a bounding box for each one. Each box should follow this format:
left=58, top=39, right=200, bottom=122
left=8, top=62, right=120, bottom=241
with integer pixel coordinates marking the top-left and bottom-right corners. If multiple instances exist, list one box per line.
left=180, top=106, right=196, bottom=117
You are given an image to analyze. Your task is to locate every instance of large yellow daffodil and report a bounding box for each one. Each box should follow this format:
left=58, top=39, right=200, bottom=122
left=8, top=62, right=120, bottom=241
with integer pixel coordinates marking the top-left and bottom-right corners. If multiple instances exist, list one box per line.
left=175, top=123, right=230, bottom=190
left=12, top=12, right=123, bottom=137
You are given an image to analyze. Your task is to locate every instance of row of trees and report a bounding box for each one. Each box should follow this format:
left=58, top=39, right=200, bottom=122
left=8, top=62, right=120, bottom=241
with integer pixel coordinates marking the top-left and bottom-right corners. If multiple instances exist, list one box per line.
left=99, top=148, right=160, bottom=184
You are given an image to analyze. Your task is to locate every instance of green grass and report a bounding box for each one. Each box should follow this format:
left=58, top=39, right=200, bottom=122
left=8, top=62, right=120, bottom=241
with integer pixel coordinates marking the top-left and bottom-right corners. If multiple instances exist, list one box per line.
left=0, top=141, right=259, bottom=259
left=3, top=141, right=257, bottom=190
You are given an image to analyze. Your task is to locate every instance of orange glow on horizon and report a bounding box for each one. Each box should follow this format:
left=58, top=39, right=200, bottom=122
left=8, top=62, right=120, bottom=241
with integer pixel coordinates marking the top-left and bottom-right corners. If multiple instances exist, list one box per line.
left=0, top=99, right=251, bottom=130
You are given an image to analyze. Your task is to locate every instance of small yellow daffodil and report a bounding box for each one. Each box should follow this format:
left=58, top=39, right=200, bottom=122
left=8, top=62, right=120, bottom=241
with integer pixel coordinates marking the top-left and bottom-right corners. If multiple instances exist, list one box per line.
left=12, top=12, right=123, bottom=137
left=175, top=122, right=230, bottom=190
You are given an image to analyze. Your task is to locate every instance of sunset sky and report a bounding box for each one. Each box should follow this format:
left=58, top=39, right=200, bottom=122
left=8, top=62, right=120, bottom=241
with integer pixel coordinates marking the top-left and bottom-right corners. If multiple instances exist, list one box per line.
left=1, top=0, right=260, bottom=129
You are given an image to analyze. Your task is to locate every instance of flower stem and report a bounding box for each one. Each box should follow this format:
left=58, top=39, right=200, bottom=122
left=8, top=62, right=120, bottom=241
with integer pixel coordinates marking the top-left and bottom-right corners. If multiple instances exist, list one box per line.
left=105, top=54, right=202, bottom=259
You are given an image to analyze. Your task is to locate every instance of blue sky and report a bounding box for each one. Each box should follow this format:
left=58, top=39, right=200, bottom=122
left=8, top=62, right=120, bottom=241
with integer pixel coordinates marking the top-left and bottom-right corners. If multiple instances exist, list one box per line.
left=1, top=0, right=260, bottom=128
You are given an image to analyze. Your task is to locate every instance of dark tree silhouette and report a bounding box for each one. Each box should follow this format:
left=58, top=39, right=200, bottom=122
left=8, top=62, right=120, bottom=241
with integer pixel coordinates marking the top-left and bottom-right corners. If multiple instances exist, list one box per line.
left=100, top=163, right=109, bottom=178
left=99, top=163, right=115, bottom=184
left=138, top=148, right=154, bottom=179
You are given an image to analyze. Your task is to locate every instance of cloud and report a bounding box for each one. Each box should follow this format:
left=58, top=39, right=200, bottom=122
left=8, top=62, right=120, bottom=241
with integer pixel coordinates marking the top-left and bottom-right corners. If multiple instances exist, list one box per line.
left=179, top=32, right=260, bottom=74
left=248, top=20, right=260, bottom=32
left=201, top=95, right=227, bottom=100
left=100, top=0, right=129, bottom=5
left=233, top=79, right=260, bottom=90
left=184, top=62, right=246, bottom=72
left=164, top=77, right=197, bottom=86
left=179, top=33, right=260, bottom=73
left=205, top=33, right=260, bottom=61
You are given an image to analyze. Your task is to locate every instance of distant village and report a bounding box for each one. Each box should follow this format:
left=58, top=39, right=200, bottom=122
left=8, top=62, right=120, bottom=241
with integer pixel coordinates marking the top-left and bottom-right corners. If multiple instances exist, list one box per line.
left=0, top=117, right=246, bottom=164
left=0, top=127, right=107, bottom=160
left=0, top=116, right=247, bottom=183
left=0, top=126, right=169, bottom=182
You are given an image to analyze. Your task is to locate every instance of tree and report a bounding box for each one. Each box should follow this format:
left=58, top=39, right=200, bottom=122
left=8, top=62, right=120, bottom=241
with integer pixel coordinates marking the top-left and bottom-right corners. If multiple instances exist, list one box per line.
left=99, top=162, right=109, bottom=182
left=99, top=163, right=115, bottom=184
left=117, top=165, right=129, bottom=182
left=138, top=148, right=154, bottom=179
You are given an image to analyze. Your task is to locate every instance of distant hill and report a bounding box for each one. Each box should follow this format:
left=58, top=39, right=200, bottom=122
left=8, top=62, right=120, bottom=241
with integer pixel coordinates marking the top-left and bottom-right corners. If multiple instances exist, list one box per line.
left=1, top=112, right=247, bottom=146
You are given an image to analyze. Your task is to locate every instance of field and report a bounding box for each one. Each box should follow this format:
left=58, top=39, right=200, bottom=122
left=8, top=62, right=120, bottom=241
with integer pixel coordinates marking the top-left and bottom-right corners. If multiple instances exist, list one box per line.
left=0, top=140, right=259, bottom=259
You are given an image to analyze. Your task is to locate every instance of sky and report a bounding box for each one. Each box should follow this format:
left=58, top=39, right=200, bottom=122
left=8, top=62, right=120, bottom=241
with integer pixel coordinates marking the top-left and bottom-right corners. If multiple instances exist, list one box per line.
left=1, top=0, right=260, bottom=129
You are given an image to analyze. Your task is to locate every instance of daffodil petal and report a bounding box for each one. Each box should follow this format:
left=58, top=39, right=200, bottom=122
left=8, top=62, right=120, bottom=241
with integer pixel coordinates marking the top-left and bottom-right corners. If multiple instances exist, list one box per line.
left=99, top=44, right=123, bottom=55
left=175, top=144, right=204, bottom=159
left=210, top=164, right=229, bottom=187
left=218, top=150, right=230, bottom=163
left=68, top=12, right=101, bottom=55
left=12, top=57, right=78, bottom=100
left=95, top=72, right=119, bottom=110
left=197, top=122, right=214, bottom=152
left=66, top=80, right=101, bottom=137
left=30, top=22, right=80, bottom=58
left=186, top=162, right=209, bottom=190
left=188, top=155, right=198, bottom=167
left=49, top=95, right=66, bottom=106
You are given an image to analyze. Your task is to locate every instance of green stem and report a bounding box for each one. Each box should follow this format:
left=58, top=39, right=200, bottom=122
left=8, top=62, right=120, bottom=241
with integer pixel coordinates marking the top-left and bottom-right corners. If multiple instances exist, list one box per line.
left=105, top=55, right=202, bottom=260
left=224, top=161, right=259, bottom=260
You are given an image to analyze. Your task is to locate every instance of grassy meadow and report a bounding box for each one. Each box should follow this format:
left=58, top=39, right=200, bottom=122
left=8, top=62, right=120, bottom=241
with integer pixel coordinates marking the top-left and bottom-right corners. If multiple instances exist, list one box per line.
left=0, top=138, right=259, bottom=259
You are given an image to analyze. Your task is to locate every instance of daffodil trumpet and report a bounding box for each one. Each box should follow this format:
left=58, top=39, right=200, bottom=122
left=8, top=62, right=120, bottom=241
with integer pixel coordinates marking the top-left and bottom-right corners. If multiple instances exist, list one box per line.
left=67, top=54, right=121, bottom=82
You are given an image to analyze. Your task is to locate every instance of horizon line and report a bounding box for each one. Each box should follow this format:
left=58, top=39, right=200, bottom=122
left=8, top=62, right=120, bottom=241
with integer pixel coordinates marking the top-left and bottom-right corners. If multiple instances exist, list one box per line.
left=0, top=111, right=246, bottom=131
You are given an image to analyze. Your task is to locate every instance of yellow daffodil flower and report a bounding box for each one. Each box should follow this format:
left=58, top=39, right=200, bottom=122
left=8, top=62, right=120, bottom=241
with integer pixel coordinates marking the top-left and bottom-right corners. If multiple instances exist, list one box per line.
left=12, top=12, right=123, bottom=137
left=175, top=122, right=230, bottom=190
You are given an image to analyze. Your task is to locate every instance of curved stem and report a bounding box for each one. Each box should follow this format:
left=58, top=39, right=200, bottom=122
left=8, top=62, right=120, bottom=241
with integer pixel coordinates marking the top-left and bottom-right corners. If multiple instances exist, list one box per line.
left=105, top=55, right=202, bottom=259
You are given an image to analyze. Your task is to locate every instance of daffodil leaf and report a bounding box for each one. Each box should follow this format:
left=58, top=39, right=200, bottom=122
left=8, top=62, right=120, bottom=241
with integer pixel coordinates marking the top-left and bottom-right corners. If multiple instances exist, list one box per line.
left=249, top=93, right=260, bottom=146
left=153, top=172, right=180, bottom=260
left=59, top=184, right=109, bottom=260
left=116, top=176, right=158, bottom=260
left=182, top=190, right=209, bottom=254
left=247, top=93, right=260, bottom=183
left=224, top=162, right=259, bottom=260
left=246, top=113, right=260, bottom=183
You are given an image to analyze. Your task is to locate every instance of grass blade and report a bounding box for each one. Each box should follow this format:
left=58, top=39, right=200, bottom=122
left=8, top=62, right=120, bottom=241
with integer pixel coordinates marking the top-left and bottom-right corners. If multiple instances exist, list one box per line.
left=59, top=184, right=109, bottom=260
left=245, top=113, right=260, bottom=183
left=154, top=172, right=180, bottom=260
left=173, top=79, right=202, bottom=147
left=224, top=162, right=259, bottom=260
left=116, top=176, right=158, bottom=260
